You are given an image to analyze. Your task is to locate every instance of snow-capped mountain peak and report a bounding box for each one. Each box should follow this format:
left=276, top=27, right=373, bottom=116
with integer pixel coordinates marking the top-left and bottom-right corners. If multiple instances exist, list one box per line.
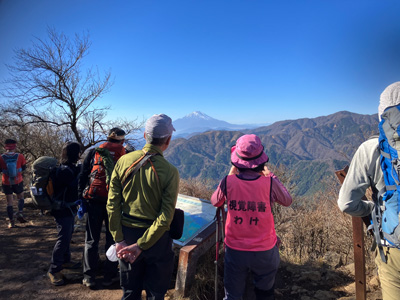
left=185, top=111, right=212, bottom=120
left=172, top=111, right=269, bottom=139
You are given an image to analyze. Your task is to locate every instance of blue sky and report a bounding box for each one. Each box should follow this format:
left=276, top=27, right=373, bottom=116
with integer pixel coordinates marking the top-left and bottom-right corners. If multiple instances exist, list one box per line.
left=1, top=0, right=400, bottom=125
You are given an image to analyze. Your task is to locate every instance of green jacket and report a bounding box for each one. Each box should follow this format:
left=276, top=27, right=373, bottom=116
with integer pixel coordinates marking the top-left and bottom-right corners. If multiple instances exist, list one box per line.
left=107, top=144, right=179, bottom=250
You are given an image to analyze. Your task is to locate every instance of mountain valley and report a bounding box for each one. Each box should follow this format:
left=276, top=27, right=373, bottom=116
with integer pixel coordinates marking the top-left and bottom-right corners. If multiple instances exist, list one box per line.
left=165, top=111, right=379, bottom=196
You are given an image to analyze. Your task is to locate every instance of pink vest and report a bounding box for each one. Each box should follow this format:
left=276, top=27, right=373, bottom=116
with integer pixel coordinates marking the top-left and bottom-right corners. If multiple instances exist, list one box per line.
left=224, top=175, right=277, bottom=251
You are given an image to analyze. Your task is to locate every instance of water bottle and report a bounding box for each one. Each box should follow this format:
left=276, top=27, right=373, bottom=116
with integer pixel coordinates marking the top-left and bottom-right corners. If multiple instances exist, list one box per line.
left=30, top=186, right=37, bottom=195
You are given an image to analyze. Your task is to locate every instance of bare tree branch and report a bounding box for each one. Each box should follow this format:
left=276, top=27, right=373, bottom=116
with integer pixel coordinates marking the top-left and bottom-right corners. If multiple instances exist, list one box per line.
left=1, top=27, right=142, bottom=155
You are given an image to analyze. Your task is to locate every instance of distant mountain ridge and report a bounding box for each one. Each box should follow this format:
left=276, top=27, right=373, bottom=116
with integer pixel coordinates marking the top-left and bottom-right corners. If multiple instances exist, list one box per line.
left=129, top=111, right=269, bottom=149
left=172, top=111, right=269, bottom=138
left=165, top=111, right=379, bottom=196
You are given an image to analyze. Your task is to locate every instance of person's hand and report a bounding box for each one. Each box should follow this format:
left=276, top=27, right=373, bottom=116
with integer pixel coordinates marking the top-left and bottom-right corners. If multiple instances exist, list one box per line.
left=117, top=243, right=142, bottom=263
left=228, top=165, right=238, bottom=175
left=262, top=165, right=271, bottom=176
left=115, top=240, right=128, bottom=255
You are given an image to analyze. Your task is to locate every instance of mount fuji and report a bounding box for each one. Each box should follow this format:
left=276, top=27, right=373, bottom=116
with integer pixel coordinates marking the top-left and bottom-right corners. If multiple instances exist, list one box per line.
left=172, top=111, right=269, bottom=139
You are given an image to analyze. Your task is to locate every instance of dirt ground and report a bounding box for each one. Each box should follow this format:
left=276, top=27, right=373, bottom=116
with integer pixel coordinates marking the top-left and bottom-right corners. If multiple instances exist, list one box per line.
left=0, top=194, right=131, bottom=300
left=0, top=193, right=383, bottom=300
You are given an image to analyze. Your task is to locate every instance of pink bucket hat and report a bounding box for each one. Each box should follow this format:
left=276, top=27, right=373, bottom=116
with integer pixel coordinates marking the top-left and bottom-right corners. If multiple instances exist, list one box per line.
left=231, top=134, right=269, bottom=169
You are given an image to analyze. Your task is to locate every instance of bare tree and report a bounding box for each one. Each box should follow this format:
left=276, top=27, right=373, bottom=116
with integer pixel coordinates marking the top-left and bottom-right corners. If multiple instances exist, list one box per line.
left=1, top=27, right=142, bottom=153
left=0, top=113, right=65, bottom=162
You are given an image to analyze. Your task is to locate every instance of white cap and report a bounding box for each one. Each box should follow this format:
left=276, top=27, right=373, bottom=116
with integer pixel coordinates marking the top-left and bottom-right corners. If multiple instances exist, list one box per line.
left=145, top=114, right=175, bottom=139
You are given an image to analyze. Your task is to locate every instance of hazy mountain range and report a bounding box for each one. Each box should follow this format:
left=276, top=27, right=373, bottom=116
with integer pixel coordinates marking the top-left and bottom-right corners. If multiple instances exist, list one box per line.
left=172, top=111, right=270, bottom=138
left=165, top=111, right=379, bottom=196
left=131, top=111, right=269, bottom=148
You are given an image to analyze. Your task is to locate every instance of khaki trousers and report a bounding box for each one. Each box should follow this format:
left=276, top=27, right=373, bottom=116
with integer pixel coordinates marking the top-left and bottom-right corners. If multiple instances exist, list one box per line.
left=375, top=247, right=400, bottom=300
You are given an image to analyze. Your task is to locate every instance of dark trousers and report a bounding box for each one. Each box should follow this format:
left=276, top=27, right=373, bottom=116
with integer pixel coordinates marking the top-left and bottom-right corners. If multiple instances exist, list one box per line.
left=119, top=226, right=174, bottom=300
left=223, top=245, right=279, bottom=300
left=83, top=201, right=118, bottom=279
left=49, top=214, right=75, bottom=274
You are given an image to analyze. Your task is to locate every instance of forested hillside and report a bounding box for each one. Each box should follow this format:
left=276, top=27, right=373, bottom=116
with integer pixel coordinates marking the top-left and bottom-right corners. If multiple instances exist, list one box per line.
left=165, top=111, right=379, bottom=196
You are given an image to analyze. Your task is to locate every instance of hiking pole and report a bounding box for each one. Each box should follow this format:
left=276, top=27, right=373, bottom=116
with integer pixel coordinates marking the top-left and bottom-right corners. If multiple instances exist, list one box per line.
left=215, top=207, right=222, bottom=300
left=221, top=205, right=226, bottom=250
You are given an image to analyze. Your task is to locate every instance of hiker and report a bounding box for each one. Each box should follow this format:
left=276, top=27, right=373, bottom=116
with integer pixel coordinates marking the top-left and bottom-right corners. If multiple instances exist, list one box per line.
left=338, top=82, right=400, bottom=300
left=211, top=134, right=292, bottom=300
left=47, top=141, right=82, bottom=286
left=124, top=143, right=135, bottom=154
left=78, top=127, right=126, bottom=288
left=107, top=114, right=179, bottom=300
left=0, top=139, right=27, bottom=228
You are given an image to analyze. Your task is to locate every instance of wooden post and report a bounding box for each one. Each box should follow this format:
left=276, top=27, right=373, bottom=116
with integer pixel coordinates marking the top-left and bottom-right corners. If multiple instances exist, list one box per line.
left=175, top=222, right=217, bottom=297
left=175, top=245, right=198, bottom=295
left=335, top=166, right=367, bottom=300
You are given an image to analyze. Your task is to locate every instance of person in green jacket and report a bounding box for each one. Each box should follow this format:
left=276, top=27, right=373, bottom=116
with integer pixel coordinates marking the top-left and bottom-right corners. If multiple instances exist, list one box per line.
left=107, top=113, right=179, bottom=300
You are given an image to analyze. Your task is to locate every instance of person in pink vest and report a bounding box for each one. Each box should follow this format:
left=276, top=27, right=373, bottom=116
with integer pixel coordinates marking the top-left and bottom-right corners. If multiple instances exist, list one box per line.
left=211, top=134, right=292, bottom=300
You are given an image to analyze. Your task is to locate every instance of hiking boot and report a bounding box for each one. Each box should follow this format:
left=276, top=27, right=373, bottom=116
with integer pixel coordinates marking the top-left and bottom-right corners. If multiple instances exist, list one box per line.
left=62, top=261, right=82, bottom=269
left=102, top=274, right=120, bottom=287
left=7, top=220, right=15, bottom=229
left=82, top=277, right=96, bottom=288
left=15, top=212, right=27, bottom=223
left=48, top=272, right=65, bottom=286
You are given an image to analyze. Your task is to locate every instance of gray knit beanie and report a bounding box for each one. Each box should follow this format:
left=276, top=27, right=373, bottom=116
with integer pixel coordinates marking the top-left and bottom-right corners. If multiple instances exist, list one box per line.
left=379, top=82, right=400, bottom=121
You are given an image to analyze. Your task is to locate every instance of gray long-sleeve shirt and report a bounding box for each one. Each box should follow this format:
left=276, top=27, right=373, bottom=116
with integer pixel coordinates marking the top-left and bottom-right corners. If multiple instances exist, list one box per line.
left=337, top=137, right=384, bottom=217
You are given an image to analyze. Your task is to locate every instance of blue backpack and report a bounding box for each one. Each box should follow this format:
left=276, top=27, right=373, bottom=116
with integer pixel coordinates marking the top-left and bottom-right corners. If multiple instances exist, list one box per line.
left=372, top=104, right=400, bottom=262
left=1, top=153, right=21, bottom=185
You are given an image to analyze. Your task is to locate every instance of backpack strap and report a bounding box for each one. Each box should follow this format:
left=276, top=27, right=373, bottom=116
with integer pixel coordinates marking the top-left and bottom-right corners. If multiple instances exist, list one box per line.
left=380, top=145, right=400, bottom=187
left=1, top=153, right=21, bottom=175
left=222, top=175, right=228, bottom=198
left=371, top=202, right=387, bottom=263
left=120, top=152, right=163, bottom=225
left=148, top=159, right=161, bottom=190
left=270, top=175, right=273, bottom=201
left=1, top=153, right=18, bottom=160
left=95, top=147, right=114, bottom=185
left=121, top=152, right=158, bottom=189
left=368, top=172, right=388, bottom=263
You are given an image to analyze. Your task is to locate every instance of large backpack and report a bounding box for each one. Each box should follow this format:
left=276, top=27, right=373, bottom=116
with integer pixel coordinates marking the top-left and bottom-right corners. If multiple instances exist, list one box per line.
left=30, top=156, right=58, bottom=210
left=1, top=153, right=21, bottom=184
left=30, top=156, right=76, bottom=211
left=83, top=145, right=122, bottom=201
left=372, top=104, right=400, bottom=262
